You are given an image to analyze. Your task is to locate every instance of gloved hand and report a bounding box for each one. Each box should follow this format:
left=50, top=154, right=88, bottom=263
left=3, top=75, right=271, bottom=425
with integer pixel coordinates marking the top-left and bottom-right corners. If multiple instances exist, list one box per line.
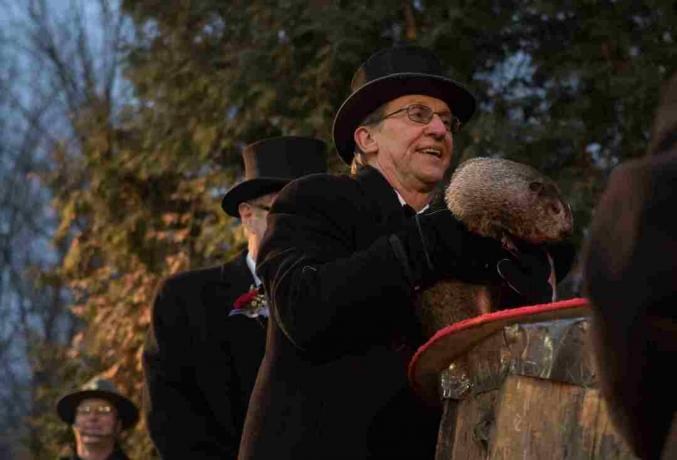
left=390, top=209, right=510, bottom=288
left=543, top=239, right=577, bottom=282
left=496, top=238, right=577, bottom=305
left=497, top=243, right=554, bottom=304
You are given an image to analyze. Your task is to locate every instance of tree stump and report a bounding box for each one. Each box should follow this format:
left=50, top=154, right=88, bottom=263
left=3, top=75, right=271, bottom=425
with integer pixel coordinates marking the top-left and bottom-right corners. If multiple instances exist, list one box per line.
left=433, top=316, right=638, bottom=459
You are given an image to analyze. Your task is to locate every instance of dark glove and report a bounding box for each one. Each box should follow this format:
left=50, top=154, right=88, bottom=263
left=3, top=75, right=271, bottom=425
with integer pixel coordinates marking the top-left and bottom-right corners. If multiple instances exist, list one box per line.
left=496, top=237, right=577, bottom=305
left=497, top=243, right=553, bottom=304
left=543, top=239, right=577, bottom=282
left=390, top=209, right=510, bottom=288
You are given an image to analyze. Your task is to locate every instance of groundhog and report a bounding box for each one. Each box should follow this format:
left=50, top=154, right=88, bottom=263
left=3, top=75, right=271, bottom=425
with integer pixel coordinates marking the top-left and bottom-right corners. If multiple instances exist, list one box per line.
left=416, top=157, right=574, bottom=338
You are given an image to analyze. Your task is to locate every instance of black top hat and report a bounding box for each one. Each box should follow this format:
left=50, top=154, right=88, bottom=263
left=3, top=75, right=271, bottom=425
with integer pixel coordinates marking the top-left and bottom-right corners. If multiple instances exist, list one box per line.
left=221, top=136, right=327, bottom=217
left=56, top=377, right=139, bottom=430
left=332, top=45, right=477, bottom=164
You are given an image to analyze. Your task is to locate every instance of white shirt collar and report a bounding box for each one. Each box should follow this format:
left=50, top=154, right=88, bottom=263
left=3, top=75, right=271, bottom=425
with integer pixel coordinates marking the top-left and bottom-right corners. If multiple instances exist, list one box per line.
left=245, top=252, right=262, bottom=287
left=394, top=190, right=429, bottom=214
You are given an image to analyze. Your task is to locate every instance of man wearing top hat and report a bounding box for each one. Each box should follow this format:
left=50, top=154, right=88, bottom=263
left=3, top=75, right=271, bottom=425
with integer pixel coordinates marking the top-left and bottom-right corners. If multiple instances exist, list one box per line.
left=142, top=136, right=327, bottom=459
left=240, top=46, right=573, bottom=459
left=56, top=377, right=138, bottom=460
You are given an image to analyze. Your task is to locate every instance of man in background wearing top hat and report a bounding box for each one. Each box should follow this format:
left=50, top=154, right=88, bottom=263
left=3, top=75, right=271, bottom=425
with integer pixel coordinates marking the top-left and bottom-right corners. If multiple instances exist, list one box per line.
left=142, top=136, right=327, bottom=459
left=240, top=46, right=573, bottom=459
left=56, top=377, right=138, bottom=460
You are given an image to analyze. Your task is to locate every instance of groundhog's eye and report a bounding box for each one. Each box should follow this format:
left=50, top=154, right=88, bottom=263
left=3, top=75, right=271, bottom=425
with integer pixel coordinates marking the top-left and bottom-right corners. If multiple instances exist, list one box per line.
left=529, top=181, right=543, bottom=193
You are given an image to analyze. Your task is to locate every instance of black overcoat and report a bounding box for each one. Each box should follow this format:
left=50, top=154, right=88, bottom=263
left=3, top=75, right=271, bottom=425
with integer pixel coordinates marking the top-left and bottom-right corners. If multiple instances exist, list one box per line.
left=239, top=167, right=440, bottom=460
left=143, top=251, right=267, bottom=459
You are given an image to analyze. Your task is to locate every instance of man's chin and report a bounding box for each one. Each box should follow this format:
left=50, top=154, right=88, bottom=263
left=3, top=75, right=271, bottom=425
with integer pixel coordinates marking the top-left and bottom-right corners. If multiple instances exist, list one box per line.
left=414, top=164, right=447, bottom=185
left=415, top=173, right=446, bottom=191
left=79, top=432, right=112, bottom=443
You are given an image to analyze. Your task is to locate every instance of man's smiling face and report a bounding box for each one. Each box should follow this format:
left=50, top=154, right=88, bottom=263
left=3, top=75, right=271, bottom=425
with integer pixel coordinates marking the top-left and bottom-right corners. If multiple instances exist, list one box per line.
left=370, top=94, right=454, bottom=193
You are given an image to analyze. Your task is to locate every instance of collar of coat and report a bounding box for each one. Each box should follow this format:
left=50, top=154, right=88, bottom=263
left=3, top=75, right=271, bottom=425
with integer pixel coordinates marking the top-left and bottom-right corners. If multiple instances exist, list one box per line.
left=221, top=249, right=256, bottom=291
left=354, top=166, right=426, bottom=229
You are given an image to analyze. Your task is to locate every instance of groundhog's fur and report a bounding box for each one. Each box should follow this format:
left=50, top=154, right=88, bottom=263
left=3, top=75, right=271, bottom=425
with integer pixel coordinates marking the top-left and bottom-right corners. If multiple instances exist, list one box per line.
left=416, top=157, right=573, bottom=338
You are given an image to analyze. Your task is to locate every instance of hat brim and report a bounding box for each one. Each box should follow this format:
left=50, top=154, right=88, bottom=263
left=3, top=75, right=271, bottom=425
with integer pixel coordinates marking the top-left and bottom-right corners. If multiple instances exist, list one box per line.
left=56, top=389, right=139, bottom=430
left=408, top=298, right=590, bottom=403
left=221, top=178, right=290, bottom=217
left=332, top=73, right=477, bottom=164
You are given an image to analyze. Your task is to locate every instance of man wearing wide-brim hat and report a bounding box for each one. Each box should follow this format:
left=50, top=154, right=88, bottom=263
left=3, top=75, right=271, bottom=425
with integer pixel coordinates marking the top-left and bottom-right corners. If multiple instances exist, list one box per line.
left=240, top=46, right=573, bottom=459
left=56, top=377, right=138, bottom=460
left=142, top=136, right=327, bottom=459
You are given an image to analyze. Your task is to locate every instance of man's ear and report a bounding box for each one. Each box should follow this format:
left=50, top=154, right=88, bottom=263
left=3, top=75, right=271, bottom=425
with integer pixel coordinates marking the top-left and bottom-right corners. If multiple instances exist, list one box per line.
left=354, top=126, right=379, bottom=155
left=238, top=202, right=254, bottom=233
left=238, top=202, right=252, bottom=220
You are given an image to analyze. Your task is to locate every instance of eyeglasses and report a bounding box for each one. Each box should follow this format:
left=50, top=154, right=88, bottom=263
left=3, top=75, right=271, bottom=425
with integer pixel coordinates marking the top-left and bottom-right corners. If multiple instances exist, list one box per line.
left=76, top=404, right=115, bottom=416
left=373, top=103, right=461, bottom=133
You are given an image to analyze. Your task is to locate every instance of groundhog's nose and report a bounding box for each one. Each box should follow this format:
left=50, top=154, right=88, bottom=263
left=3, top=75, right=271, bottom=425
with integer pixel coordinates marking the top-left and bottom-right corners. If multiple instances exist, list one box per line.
left=560, top=217, right=574, bottom=237
left=550, top=203, right=562, bottom=215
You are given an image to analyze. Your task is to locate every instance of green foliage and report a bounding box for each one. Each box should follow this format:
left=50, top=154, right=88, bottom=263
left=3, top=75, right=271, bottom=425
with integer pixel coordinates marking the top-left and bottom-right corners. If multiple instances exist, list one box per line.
left=33, top=0, right=675, bottom=457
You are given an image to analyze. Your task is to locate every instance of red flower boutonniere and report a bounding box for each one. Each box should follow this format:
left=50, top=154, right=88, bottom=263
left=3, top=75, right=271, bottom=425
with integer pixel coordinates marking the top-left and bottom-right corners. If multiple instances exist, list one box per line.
left=230, top=285, right=269, bottom=318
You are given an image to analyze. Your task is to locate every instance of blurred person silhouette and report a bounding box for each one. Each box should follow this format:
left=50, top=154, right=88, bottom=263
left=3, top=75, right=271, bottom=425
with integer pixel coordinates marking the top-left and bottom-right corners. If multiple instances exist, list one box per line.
left=583, top=72, right=677, bottom=459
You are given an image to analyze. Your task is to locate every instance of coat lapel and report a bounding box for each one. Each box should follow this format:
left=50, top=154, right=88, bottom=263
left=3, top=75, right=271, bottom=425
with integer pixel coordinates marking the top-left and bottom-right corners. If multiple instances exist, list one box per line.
left=221, top=250, right=256, bottom=313
left=354, top=167, right=427, bottom=349
left=354, top=166, right=409, bottom=238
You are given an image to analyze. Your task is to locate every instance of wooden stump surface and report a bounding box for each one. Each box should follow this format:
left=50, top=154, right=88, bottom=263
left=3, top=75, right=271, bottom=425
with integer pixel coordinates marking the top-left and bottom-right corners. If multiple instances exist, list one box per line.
left=431, top=315, right=641, bottom=459
left=436, top=375, right=637, bottom=459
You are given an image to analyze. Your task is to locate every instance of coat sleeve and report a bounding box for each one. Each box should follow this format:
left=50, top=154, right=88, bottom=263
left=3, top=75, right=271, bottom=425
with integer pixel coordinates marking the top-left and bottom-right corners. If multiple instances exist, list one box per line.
left=142, top=277, right=238, bottom=459
left=256, top=174, right=415, bottom=354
